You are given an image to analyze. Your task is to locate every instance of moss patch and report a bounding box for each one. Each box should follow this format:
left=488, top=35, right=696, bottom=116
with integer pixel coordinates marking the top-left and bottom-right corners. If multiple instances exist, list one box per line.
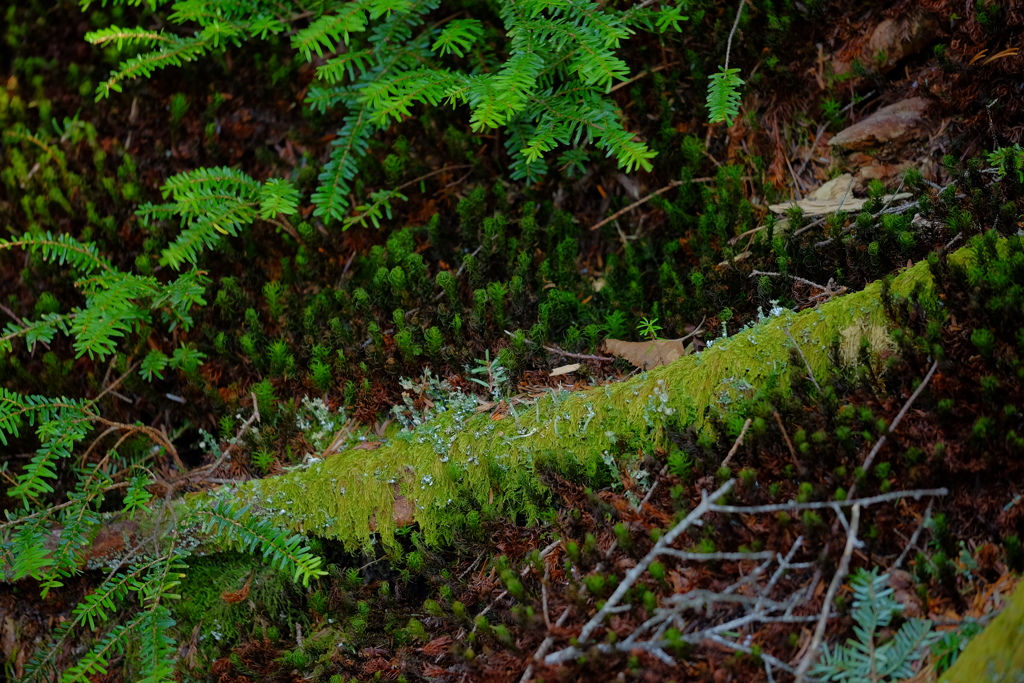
left=188, top=246, right=980, bottom=553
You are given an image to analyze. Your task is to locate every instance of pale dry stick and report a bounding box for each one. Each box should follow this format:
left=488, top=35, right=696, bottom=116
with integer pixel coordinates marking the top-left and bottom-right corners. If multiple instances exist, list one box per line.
left=454, top=244, right=483, bottom=277
left=173, top=393, right=261, bottom=486
left=639, top=464, right=669, bottom=509
left=750, top=269, right=831, bottom=293
left=722, top=0, right=745, bottom=73
left=474, top=539, right=560, bottom=630
left=344, top=165, right=472, bottom=226
left=541, top=488, right=946, bottom=669
left=813, top=195, right=921, bottom=249
left=542, top=345, right=616, bottom=363
left=846, top=359, right=939, bottom=502
left=610, top=61, right=679, bottom=93
left=795, top=122, right=827, bottom=179
left=783, top=328, right=822, bottom=393
left=944, top=232, right=964, bottom=252
left=393, top=164, right=473, bottom=194
left=707, top=633, right=798, bottom=678
left=705, top=487, right=947, bottom=516
left=773, top=411, right=801, bottom=468
left=571, top=480, right=737, bottom=647
left=720, top=417, right=752, bottom=468
left=894, top=500, right=934, bottom=571
left=519, top=605, right=571, bottom=683
left=794, top=504, right=861, bottom=683
left=92, top=360, right=142, bottom=404
left=589, top=177, right=752, bottom=232
left=458, top=551, right=487, bottom=581
left=527, top=433, right=760, bottom=680
left=589, top=179, right=682, bottom=231
left=785, top=153, right=805, bottom=201
left=541, top=561, right=552, bottom=631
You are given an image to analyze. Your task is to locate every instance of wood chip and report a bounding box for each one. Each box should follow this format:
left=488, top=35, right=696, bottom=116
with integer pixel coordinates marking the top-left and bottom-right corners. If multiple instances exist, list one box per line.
left=550, top=363, right=581, bottom=376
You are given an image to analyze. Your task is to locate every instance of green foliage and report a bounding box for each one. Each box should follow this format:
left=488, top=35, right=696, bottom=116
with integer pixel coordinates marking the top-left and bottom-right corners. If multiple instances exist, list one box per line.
left=989, top=143, right=1024, bottom=183
left=83, top=0, right=740, bottom=225
left=138, top=166, right=299, bottom=268
left=813, top=568, right=941, bottom=681
left=706, top=66, right=744, bottom=125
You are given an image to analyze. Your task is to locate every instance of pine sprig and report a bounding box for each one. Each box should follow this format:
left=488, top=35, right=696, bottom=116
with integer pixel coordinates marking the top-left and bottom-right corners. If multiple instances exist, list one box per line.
left=706, top=65, right=744, bottom=125
left=201, top=499, right=328, bottom=586
left=813, top=568, right=941, bottom=681
left=87, top=0, right=690, bottom=225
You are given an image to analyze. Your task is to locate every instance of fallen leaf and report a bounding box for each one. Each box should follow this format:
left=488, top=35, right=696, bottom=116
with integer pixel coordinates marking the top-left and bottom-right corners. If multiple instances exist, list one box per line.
left=828, top=97, right=930, bottom=150
left=392, top=495, right=415, bottom=527
left=603, top=338, right=691, bottom=369
left=221, top=571, right=254, bottom=604
left=550, top=363, right=581, bottom=376
left=769, top=174, right=913, bottom=215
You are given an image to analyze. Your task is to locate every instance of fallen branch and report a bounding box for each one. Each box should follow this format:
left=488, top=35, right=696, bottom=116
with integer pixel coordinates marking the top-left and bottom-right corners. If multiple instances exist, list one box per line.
left=543, top=482, right=947, bottom=669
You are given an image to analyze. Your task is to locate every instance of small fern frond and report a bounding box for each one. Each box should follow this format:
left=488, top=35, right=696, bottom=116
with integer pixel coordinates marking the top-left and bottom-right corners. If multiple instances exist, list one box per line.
left=292, top=4, right=370, bottom=60
left=87, top=31, right=220, bottom=99
left=0, top=231, right=113, bottom=274
left=135, top=605, right=177, bottom=683
left=201, top=499, right=328, bottom=586
left=432, top=18, right=484, bottom=57
left=312, top=109, right=377, bottom=221
left=706, top=65, right=744, bottom=125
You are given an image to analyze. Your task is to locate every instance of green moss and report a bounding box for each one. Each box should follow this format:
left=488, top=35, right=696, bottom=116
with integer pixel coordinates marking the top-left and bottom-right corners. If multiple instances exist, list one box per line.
left=941, top=580, right=1024, bottom=682
left=177, top=247, right=985, bottom=554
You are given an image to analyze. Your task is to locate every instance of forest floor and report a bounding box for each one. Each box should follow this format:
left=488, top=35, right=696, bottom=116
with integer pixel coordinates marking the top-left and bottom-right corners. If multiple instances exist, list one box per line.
left=2, top=0, right=1024, bottom=681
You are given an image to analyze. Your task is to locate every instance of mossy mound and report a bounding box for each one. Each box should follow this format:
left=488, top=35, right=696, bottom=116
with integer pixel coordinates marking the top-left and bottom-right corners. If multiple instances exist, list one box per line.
left=196, top=244, right=972, bottom=553
left=942, top=580, right=1024, bottom=683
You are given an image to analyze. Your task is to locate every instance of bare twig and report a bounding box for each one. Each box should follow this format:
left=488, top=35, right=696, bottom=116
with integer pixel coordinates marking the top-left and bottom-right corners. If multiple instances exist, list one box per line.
left=542, top=345, right=615, bottom=362
left=894, top=500, right=933, bottom=571
left=794, top=504, right=861, bottom=682
left=572, top=480, right=737, bottom=646
left=784, top=327, right=822, bottom=393
left=774, top=411, right=800, bottom=468
left=723, top=0, right=745, bottom=73
left=610, top=61, right=679, bottom=93
left=542, top=484, right=946, bottom=669
left=720, top=417, right=752, bottom=468
left=475, top=539, right=560, bottom=631
left=589, top=177, right=758, bottom=232
left=170, top=393, right=261, bottom=487
left=750, top=269, right=830, bottom=293
left=847, top=359, right=939, bottom=500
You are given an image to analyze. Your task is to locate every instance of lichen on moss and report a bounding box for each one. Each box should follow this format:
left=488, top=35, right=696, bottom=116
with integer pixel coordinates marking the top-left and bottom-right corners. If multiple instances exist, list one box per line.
left=198, top=246, right=978, bottom=552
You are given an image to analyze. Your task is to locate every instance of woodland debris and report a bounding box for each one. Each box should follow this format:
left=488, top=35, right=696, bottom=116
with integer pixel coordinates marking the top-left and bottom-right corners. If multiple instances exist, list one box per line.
left=769, top=173, right=911, bottom=216
left=829, top=98, right=930, bottom=151
left=602, top=338, right=694, bottom=369
left=831, top=14, right=938, bottom=78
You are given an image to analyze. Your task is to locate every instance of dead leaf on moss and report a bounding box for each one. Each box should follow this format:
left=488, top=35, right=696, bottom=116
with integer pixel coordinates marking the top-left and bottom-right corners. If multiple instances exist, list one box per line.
left=602, top=338, right=693, bottom=369
left=550, top=363, right=581, bottom=376
left=392, top=494, right=415, bottom=527
left=768, top=173, right=912, bottom=216
left=220, top=570, right=254, bottom=604
left=829, top=97, right=930, bottom=150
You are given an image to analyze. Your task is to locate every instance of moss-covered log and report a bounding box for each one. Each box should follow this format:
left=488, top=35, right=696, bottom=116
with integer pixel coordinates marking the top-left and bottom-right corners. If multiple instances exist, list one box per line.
left=941, top=579, right=1024, bottom=682
left=192, top=247, right=966, bottom=552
